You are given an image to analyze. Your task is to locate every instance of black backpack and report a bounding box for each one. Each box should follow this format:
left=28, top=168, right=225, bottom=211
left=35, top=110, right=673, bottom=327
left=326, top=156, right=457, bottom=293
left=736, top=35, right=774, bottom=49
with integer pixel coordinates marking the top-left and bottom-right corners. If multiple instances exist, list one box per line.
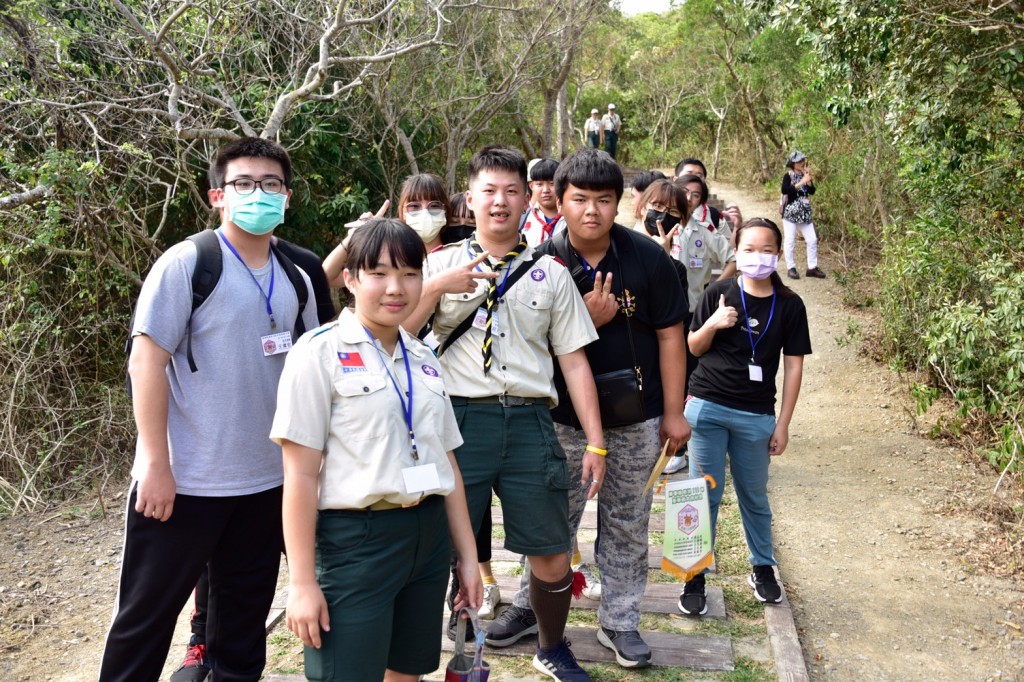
left=125, top=229, right=309, bottom=395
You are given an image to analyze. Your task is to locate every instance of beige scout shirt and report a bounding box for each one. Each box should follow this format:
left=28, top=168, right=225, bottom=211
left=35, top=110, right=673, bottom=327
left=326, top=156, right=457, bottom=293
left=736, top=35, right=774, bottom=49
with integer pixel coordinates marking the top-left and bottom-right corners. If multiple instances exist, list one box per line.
left=425, top=241, right=598, bottom=404
left=671, top=219, right=735, bottom=311
left=271, top=308, right=462, bottom=510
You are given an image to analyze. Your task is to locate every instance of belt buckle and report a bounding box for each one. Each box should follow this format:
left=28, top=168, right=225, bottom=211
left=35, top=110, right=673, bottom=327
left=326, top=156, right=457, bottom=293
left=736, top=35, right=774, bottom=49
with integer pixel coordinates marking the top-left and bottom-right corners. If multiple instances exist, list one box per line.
left=499, top=394, right=527, bottom=407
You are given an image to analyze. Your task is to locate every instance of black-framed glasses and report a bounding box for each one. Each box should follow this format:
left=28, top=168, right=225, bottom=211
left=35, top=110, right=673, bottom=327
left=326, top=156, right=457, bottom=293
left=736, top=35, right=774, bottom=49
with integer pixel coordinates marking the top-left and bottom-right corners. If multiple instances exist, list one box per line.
left=224, top=177, right=286, bottom=196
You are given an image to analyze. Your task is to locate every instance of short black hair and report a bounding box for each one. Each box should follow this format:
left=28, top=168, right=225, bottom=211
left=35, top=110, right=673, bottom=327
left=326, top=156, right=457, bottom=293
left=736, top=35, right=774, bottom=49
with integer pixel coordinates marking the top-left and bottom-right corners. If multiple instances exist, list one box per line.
left=450, top=192, right=474, bottom=221
left=529, top=158, right=559, bottom=182
left=209, top=137, right=293, bottom=189
left=673, top=157, right=706, bottom=179
left=467, top=145, right=527, bottom=190
left=553, top=149, right=624, bottom=201
left=630, top=170, right=668, bottom=194
left=345, top=218, right=426, bottom=273
left=674, top=173, right=709, bottom=205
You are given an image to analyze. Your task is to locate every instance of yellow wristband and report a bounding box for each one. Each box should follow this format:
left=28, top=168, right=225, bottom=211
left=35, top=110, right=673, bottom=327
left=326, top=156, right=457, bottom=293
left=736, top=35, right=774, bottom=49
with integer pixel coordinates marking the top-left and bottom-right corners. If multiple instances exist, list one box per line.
left=585, top=445, right=607, bottom=457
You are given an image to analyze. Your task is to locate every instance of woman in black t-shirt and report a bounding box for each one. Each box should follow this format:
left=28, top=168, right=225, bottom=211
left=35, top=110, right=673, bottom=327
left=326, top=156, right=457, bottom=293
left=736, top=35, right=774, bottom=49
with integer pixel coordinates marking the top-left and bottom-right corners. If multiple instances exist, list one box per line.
left=677, top=218, right=812, bottom=617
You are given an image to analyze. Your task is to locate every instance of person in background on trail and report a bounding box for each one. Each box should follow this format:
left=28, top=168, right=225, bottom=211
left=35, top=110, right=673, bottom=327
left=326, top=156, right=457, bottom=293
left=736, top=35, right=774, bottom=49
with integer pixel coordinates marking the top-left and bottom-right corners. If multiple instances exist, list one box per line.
left=584, top=109, right=602, bottom=149
left=780, top=151, right=826, bottom=280
left=628, top=169, right=668, bottom=207
left=494, top=148, right=689, bottom=670
left=643, top=177, right=735, bottom=476
left=273, top=219, right=482, bottom=682
left=446, top=192, right=476, bottom=244
left=322, top=173, right=454, bottom=288
left=601, top=104, right=622, bottom=160
left=520, top=158, right=567, bottom=247
left=170, top=232, right=335, bottom=682
left=674, top=157, right=743, bottom=239
left=677, top=217, right=811, bottom=616
left=405, top=145, right=605, bottom=682
left=99, top=137, right=320, bottom=682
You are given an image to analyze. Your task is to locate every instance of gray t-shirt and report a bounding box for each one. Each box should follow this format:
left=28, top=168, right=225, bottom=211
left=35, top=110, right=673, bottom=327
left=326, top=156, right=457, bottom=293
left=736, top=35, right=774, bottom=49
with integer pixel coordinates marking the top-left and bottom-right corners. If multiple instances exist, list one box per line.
left=130, top=232, right=319, bottom=496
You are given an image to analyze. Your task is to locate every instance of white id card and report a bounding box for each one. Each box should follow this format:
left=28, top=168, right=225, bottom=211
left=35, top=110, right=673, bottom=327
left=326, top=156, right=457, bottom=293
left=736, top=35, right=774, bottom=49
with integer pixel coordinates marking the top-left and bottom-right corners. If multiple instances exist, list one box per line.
left=261, top=331, right=293, bottom=357
left=471, top=306, right=488, bottom=331
left=748, top=364, right=763, bottom=382
left=689, top=257, right=704, bottom=269
left=402, top=463, right=441, bottom=494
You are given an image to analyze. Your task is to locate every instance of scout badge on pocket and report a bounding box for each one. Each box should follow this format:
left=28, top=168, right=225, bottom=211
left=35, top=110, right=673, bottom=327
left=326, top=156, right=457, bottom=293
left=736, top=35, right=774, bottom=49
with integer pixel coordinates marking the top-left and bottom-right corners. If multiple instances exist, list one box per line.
left=445, top=607, right=490, bottom=682
left=661, top=475, right=716, bottom=582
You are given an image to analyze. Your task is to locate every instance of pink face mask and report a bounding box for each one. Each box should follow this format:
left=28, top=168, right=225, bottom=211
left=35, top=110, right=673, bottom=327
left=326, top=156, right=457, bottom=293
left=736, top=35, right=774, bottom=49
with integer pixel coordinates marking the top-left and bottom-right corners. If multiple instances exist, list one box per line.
left=735, top=252, right=779, bottom=280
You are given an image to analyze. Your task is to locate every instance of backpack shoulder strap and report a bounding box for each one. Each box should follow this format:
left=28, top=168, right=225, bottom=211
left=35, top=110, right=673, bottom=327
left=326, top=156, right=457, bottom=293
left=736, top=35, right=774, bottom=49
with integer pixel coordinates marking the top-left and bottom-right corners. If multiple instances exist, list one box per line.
left=183, top=230, right=223, bottom=373
left=438, top=254, right=536, bottom=356
left=270, top=241, right=309, bottom=339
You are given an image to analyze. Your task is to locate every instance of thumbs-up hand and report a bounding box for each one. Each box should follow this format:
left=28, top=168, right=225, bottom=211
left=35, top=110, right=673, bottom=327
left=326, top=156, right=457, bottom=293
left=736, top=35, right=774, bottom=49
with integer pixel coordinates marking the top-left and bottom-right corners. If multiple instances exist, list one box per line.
left=707, top=293, right=738, bottom=330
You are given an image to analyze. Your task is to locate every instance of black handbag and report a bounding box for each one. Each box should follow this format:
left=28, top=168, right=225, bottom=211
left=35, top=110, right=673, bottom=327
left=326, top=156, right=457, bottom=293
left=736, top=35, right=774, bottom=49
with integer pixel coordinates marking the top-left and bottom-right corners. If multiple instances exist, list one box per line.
left=553, top=231, right=646, bottom=429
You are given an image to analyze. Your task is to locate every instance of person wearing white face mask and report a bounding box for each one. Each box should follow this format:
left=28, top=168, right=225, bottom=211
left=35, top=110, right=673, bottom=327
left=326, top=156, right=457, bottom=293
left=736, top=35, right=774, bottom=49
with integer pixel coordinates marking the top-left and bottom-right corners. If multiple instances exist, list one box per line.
left=676, top=218, right=811, bottom=618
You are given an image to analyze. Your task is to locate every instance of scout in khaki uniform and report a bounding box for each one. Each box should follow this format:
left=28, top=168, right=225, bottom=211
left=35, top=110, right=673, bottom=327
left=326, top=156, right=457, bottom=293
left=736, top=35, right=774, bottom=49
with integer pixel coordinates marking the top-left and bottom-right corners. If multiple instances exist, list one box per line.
left=406, top=146, right=605, bottom=682
left=272, top=219, right=482, bottom=682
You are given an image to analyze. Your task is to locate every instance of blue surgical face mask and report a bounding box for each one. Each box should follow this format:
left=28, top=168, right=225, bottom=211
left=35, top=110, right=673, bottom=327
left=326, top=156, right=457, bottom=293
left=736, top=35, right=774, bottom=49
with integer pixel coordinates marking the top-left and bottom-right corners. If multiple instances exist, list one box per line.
left=228, top=189, right=287, bottom=235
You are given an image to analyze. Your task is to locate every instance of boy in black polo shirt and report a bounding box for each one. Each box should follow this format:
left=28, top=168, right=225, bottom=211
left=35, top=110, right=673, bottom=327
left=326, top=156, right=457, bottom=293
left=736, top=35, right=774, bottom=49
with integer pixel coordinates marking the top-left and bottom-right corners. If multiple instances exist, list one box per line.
left=495, top=148, right=690, bottom=668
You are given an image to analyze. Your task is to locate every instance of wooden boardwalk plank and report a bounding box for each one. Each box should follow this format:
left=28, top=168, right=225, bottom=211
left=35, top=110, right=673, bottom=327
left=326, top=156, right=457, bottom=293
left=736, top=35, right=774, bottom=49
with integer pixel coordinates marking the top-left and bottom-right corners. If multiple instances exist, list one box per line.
left=490, top=506, right=664, bottom=532
left=441, top=624, right=734, bottom=671
left=484, top=574, right=727, bottom=620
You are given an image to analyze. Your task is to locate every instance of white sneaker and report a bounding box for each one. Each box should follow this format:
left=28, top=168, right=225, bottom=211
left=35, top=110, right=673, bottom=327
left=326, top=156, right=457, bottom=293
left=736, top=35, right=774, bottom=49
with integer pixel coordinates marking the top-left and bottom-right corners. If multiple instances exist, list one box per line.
left=576, top=563, right=602, bottom=600
left=663, top=454, right=688, bottom=475
left=478, top=583, right=501, bottom=619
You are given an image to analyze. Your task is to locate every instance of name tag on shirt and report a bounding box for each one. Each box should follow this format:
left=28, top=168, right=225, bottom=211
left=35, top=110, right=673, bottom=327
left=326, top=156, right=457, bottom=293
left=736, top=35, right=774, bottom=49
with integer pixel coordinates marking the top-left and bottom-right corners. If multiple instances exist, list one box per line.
left=689, top=257, right=704, bottom=269
left=472, top=306, right=488, bottom=331
left=403, top=463, right=441, bottom=494
left=261, top=331, right=293, bottom=357
left=749, top=364, right=763, bottom=382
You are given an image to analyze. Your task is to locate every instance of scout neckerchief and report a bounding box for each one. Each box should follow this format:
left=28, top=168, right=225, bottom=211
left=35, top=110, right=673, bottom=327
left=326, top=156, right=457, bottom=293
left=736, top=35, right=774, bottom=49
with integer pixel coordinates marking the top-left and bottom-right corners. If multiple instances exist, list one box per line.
left=218, top=230, right=277, bottom=330
left=530, top=206, right=560, bottom=243
left=363, top=326, right=419, bottom=460
left=737, top=276, right=776, bottom=382
left=469, top=235, right=528, bottom=373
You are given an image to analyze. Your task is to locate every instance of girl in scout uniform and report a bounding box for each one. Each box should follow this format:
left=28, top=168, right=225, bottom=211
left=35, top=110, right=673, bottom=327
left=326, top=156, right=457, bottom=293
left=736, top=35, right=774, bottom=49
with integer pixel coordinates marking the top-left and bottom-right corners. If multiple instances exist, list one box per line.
left=677, top=218, right=811, bottom=616
left=272, top=219, right=481, bottom=682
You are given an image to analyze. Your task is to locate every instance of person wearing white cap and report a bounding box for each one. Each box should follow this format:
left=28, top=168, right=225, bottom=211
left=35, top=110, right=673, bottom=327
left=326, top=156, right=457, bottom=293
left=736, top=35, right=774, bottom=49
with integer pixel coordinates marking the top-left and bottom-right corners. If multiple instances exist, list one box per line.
left=601, top=104, right=622, bottom=160
left=585, top=109, right=602, bottom=149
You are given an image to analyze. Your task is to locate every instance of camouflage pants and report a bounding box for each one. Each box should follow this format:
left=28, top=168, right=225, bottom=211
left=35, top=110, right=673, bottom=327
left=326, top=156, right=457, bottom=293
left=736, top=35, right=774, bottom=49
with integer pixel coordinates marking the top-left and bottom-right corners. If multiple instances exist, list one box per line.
left=511, top=416, right=662, bottom=631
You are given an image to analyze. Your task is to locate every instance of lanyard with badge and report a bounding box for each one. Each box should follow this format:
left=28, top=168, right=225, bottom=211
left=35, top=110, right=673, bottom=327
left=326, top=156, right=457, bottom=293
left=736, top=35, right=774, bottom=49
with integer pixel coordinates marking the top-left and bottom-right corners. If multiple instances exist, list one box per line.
left=218, top=230, right=293, bottom=357
left=362, top=327, right=440, bottom=496
left=465, top=240, right=514, bottom=335
left=738, top=277, right=776, bottom=383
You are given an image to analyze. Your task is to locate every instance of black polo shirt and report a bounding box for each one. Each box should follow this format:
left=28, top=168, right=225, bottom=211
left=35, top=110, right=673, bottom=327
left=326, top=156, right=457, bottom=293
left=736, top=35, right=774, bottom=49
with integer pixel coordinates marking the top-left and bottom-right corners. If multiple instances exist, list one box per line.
left=688, top=277, right=812, bottom=415
left=538, top=225, right=688, bottom=426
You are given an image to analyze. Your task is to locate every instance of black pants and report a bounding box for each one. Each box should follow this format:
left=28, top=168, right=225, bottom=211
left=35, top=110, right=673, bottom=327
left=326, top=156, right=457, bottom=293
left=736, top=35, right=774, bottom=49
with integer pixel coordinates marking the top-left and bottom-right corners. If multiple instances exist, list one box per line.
left=99, top=485, right=283, bottom=682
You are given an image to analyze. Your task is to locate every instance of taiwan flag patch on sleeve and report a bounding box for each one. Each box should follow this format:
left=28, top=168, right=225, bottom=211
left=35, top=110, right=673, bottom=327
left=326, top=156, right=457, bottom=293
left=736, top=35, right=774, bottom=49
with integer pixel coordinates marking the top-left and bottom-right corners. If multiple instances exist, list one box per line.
left=338, top=352, right=366, bottom=373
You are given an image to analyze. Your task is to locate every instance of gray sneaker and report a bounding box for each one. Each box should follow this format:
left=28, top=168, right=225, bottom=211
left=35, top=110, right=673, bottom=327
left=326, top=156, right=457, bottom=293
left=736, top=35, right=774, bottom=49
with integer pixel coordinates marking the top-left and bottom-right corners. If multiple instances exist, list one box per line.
left=485, top=604, right=539, bottom=647
left=597, top=627, right=652, bottom=668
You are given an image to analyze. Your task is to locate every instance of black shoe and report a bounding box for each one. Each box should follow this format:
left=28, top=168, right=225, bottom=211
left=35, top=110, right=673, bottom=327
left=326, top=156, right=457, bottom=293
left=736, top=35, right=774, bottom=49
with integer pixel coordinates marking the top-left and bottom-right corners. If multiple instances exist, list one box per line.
left=596, top=626, right=651, bottom=668
left=169, top=635, right=210, bottom=682
left=787, top=268, right=800, bottom=279
left=805, top=267, right=827, bottom=279
left=678, top=574, right=707, bottom=616
left=485, top=604, right=539, bottom=647
left=532, top=638, right=590, bottom=681
left=748, top=565, right=783, bottom=603
left=447, top=607, right=475, bottom=642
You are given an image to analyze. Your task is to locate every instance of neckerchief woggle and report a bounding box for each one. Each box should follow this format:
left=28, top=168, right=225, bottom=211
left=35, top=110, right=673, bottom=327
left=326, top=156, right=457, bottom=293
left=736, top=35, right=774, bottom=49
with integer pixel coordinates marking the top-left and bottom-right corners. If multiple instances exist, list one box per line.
left=738, top=276, right=776, bottom=363
left=218, top=230, right=277, bottom=329
left=363, top=326, right=418, bottom=460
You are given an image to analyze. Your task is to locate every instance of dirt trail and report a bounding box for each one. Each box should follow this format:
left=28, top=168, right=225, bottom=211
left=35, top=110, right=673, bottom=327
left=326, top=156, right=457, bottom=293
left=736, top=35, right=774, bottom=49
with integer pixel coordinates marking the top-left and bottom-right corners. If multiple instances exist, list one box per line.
left=711, top=180, right=1024, bottom=681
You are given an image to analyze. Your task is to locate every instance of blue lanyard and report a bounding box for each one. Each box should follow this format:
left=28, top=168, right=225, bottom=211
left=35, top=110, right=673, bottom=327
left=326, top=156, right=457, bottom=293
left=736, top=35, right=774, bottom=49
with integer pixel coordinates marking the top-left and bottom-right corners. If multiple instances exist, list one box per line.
left=218, top=230, right=277, bottom=329
left=577, top=253, right=597, bottom=281
left=363, top=327, right=418, bottom=460
left=738, top=277, right=776, bottom=364
left=465, top=241, right=514, bottom=295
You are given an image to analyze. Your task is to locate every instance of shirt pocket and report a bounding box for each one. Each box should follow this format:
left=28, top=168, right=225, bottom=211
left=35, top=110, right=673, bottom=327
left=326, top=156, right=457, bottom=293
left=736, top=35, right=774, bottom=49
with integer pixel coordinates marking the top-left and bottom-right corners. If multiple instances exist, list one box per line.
left=439, top=286, right=487, bottom=321
left=419, top=376, right=450, bottom=426
left=333, top=374, right=391, bottom=441
left=513, top=282, right=554, bottom=311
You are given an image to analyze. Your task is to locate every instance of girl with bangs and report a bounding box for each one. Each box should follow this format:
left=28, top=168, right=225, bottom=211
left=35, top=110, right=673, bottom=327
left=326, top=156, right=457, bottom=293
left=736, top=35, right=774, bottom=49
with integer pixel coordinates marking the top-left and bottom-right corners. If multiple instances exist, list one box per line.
left=273, top=219, right=481, bottom=682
